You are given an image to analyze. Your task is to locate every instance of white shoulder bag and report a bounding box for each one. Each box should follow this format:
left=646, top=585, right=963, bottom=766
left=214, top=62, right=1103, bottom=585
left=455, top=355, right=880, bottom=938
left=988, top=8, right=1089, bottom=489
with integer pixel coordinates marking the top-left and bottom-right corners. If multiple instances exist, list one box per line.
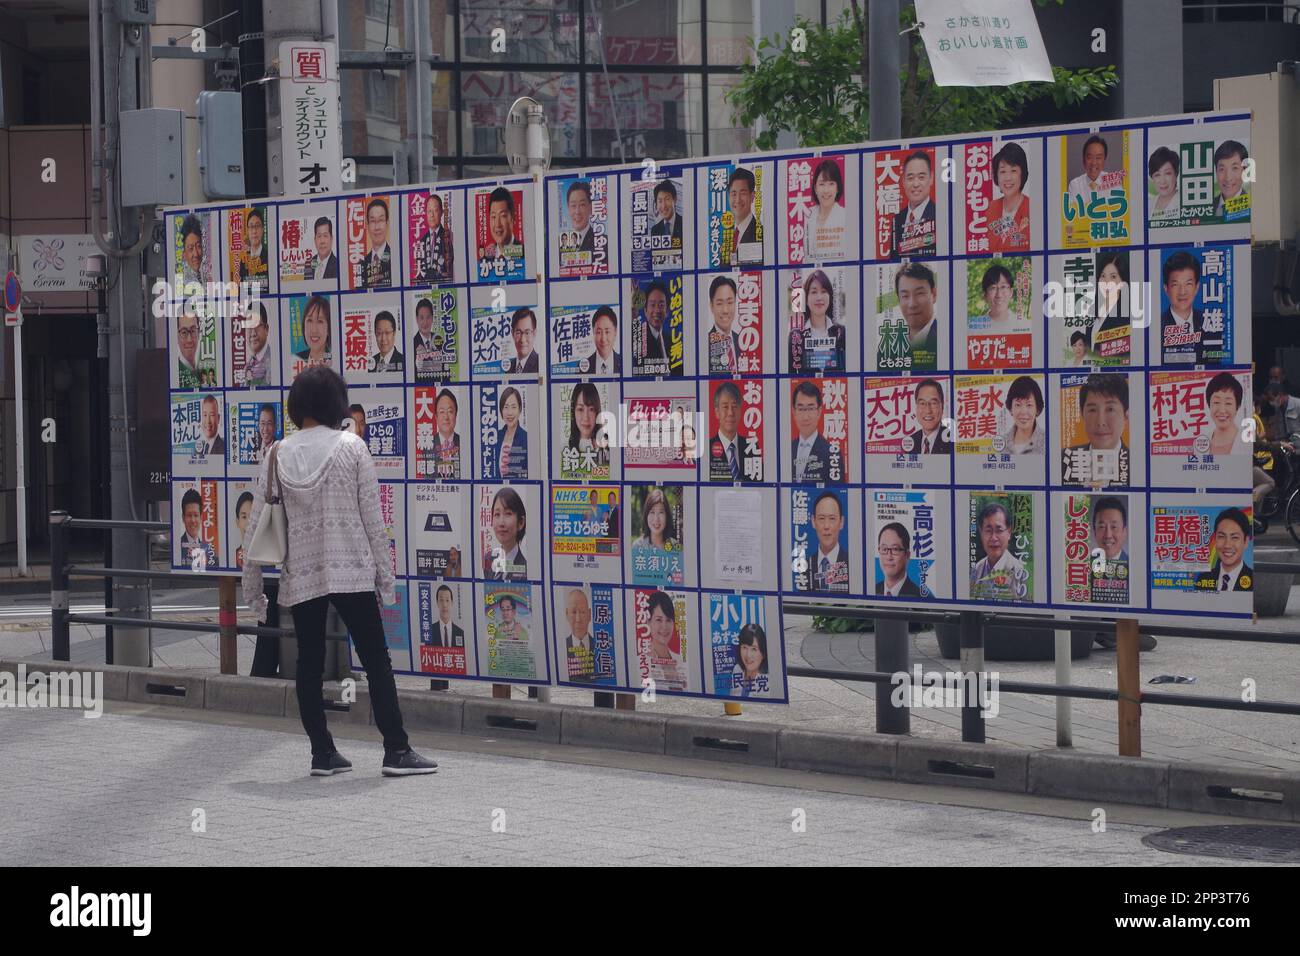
left=246, top=441, right=288, bottom=566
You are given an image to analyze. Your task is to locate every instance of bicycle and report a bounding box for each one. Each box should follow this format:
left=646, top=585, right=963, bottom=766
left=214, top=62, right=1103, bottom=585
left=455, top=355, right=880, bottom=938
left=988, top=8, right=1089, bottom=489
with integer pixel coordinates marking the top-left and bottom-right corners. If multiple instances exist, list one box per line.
left=1253, top=445, right=1300, bottom=545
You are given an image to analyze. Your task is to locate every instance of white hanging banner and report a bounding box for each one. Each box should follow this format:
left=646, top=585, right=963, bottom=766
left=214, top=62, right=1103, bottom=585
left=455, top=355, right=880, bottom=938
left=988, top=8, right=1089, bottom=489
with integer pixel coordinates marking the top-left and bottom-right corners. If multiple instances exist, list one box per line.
left=915, top=0, right=1054, bottom=87
left=278, top=40, right=343, bottom=195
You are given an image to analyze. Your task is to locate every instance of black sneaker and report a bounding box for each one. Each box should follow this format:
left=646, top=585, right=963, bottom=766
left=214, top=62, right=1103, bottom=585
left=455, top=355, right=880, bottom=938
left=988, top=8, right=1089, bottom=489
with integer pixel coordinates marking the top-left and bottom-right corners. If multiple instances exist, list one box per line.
left=310, top=752, right=353, bottom=776
left=1094, top=634, right=1117, bottom=650
left=382, top=748, right=439, bottom=776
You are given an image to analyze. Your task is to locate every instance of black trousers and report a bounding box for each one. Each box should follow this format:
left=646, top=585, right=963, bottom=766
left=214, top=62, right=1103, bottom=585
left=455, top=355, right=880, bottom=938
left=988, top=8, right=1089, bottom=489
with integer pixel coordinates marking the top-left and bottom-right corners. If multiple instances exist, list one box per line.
left=249, top=581, right=281, bottom=678
left=289, top=591, right=410, bottom=757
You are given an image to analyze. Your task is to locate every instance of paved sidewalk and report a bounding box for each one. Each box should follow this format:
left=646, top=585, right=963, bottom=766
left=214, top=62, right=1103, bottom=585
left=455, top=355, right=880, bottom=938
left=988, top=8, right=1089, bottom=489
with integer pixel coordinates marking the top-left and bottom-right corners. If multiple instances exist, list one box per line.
left=4, top=589, right=1299, bottom=773
left=0, top=706, right=1253, bottom=867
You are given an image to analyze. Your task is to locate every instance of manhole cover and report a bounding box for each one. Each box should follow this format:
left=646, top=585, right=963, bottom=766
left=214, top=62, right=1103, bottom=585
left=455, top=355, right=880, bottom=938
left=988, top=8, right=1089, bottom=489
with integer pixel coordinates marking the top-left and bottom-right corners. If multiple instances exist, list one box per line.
left=1142, top=825, right=1300, bottom=863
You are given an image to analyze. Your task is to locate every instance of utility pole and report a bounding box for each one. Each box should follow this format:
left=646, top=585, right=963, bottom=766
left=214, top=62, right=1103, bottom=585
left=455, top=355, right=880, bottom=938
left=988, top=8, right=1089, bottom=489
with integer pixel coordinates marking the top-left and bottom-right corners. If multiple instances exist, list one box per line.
left=90, top=0, right=153, bottom=666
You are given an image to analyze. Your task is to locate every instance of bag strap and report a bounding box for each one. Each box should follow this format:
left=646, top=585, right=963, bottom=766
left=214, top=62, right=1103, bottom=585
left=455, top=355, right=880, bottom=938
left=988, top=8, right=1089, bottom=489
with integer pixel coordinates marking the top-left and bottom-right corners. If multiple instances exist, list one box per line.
left=265, top=441, right=282, bottom=504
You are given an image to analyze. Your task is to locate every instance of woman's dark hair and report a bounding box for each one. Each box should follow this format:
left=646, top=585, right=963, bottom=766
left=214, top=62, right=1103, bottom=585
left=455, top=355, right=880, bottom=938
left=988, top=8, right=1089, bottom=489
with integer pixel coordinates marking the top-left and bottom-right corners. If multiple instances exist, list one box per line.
left=236, top=491, right=255, bottom=514
left=639, top=487, right=677, bottom=542
left=646, top=589, right=675, bottom=621
left=1070, top=331, right=1088, bottom=346
left=1205, top=371, right=1243, bottom=409
left=287, top=364, right=350, bottom=429
left=302, top=295, right=332, bottom=353
left=992, top=142, right=1029, bottom=192
left=499, top=386, right=523, bottom=421
left=803, top=269, right=836, bottom=324
left=736, top=623, right=768, bottom=674
left=1005, top=376, right=1044, bottom=414
left=491, top=486, right=527, bottom=542
left=1148, top=146, right=1180, bottom=178
left=812, top=158, right=844, bottom=202
left=567, top=382, right=604, bottom=449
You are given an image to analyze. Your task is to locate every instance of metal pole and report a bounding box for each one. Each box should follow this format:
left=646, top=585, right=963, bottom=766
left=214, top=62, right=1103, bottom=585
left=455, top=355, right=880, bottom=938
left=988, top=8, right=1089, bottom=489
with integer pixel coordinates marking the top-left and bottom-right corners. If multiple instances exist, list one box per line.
left=959, top=610, right=985, bottom=743
left=49, top=511, right=70, bottom=661
left=1054, top=628, right=1073, bottom=746
left=868, top=0, right=902, bottom=140
left=13, top=318, right=27, bottom=576
left=869, top=0, right=907, bottom=735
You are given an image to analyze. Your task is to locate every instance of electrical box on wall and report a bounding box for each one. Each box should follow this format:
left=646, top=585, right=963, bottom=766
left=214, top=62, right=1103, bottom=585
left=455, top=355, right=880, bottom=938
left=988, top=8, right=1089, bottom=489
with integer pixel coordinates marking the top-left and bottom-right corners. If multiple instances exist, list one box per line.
left=1216, top=71, right=1299, bottom=245
left=117, top=0, right=156, bottom=25
left=197, top=91, right=247, bottom=200
left=120, top=108, right=184, bottom=207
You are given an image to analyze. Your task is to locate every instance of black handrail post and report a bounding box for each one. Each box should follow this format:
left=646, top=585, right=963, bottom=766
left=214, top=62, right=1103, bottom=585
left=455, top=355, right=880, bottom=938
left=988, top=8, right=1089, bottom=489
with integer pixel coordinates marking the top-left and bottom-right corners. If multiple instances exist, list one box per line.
left=49, top=511, right=71, bottom=661
left=874, top=618, right=910, bottom=734
left=959, top=610, right=986, bottom=743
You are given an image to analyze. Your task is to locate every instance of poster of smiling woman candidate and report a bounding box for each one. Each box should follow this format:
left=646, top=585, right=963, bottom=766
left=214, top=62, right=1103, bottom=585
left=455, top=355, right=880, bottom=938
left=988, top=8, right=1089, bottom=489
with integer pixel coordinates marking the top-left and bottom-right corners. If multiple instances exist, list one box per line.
left=1145, top=118, right=1251, bottom=243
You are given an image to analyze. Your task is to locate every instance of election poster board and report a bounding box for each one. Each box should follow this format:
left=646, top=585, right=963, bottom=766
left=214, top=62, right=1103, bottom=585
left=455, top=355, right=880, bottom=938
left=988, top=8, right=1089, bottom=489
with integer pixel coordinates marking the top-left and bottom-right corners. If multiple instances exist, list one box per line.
left=164, top=109, right=1256, bottom=708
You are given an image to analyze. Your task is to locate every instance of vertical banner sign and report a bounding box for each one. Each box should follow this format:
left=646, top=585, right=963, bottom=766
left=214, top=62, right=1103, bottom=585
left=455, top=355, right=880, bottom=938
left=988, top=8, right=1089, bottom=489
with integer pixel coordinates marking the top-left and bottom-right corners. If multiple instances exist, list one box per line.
left=279, top=41, right=343, bottom=195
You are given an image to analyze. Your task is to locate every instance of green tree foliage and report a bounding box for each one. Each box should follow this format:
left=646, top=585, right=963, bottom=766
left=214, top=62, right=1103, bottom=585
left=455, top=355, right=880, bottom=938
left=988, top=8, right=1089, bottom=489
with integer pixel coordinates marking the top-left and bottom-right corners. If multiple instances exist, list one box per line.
left=729, top=0, right=1118, bottom=150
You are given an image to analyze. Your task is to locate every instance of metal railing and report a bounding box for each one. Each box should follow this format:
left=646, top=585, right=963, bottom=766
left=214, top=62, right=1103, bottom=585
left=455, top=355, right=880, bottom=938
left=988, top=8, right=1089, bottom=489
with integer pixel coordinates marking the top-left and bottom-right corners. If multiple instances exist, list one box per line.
left=43, top=510, right=1300, bottom=761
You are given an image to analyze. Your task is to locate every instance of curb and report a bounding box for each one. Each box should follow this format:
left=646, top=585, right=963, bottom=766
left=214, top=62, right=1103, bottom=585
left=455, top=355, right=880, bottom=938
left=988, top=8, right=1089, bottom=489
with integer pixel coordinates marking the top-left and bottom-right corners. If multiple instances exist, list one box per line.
left=3, top=660, right=1298, bottom=821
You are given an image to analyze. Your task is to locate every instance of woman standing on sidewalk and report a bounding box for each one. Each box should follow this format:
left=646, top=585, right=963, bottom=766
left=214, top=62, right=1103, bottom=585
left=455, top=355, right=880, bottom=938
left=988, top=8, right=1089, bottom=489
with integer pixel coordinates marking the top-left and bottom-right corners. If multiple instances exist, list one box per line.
left=241, top=365, right=438, bottom=777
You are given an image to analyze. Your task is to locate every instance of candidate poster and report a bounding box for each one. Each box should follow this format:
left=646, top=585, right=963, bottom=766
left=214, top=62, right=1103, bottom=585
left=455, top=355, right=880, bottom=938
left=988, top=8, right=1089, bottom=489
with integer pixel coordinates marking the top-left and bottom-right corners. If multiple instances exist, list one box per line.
left=1046, top=250, right=1139, bottom=368
left=1056, top=371, right=1137, bottom=489
left=555, top=381, right=614, bottom=481
left=1058, top=492, right=1135, bottom=608
left=405, top=188, right=456, bottom=285
left=170, top=392, right=226, bottom=479
left=410, top=385, right=467, bottom=481
left=705, top=160, right=767, bottom=268
left=225, top=205, right=271, bottom=294
left=478, top=483, right=541, bottom=583
left=1149, top=495, right=1253, bottom=615
left=708, top=593, right=772, bottom=699
left=623, top=394, right=698, bottom=472
left=955, top=255, right=1038, bottom=370
left=482, top=583, right=543, bottom=681
left=862, top=375, right=952, bottom=484
left=790, top=486, right=850, bottom=595
left=551, top=485, right=622, bottom=581
left=631, top=587, right=691, bottom=694
left=409, top=482, right=471, bottom=580
left=173, top=478, right=222, bottom=570
left=965, top=491, right=1035, bottom=604
left=627, top=171, right=687, bottom=273
left=414, top=580, right=470, bottom=677
left=701, top=271, right=764, bottom=376
left=1058, top=130, right=1131, bottom=248
left=352, top=388, right=407, bottom=477
left=277, top=202, right=338, bottom=289
left=872, top=146, right=940, bottom=260
left=227, top=479, right=258, bottom=572
left=707, top=379, right=766, bottom=483
left=473, top=183, right=528, bottom=283
left=230, top=300, right=277, bottom=388
left=282, top=293, right=337, bottom=383
left=1145, top=121, right=1251, bottom=241
left=409, top=288, right=461, bottom=382
left=344, top=193, right=395, bottom=290
left=554, top=174, right=612, bottom=278
left=172, top=306, right=220, bottom=389
left=1155, top=244, right=1236, bottom=367
left=783, top=153, right=855, bottom=264
left=478, top=382, right=535, bottom=481
left=340, top=292, right=404, bottom=383
left=957, top=137, right=1038, bottom=255
left=470, top=297, right=540, bottom=377
left=629, top=274, right=686, bottom=378
left=784, top=266, right=851, bottom=374
left=553, top=583, right=619, bottom=687
left=374, top=584, right=412, bottom=672
left=870, top=489, right=951, bottom=599
left=870, top=261, right=944, bottom=373
left=170, top=209, right=217, bottom=293
left=225, top=393, right=282, bottom=476
left=629, top=483, right=686, bottom=588
left=789, top=377, right=849, bottom=483
left=1149, top=369, right=1252, bottom=488
left=376, top=480, right=407, bottom=578
left=953, top=373, right=1046, bottom=485
left=549, top=284, right=620, bottom=376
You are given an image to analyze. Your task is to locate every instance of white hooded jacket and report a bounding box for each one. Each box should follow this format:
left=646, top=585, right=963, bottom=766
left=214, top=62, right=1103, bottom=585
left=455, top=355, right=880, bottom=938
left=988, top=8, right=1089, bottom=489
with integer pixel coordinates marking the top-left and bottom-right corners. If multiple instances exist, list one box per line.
left=241, top=426, right=396, bottom=619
